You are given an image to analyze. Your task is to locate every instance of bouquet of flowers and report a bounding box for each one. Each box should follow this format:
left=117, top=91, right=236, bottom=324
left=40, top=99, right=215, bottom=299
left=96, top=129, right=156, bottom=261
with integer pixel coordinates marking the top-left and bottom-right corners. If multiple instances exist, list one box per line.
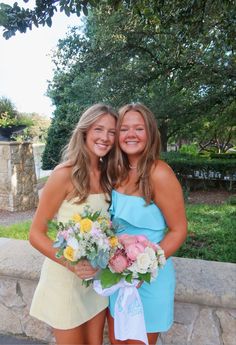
left=98, top=233, right=166, bottom=288
left=93, top=234, right=166, bottom=345
left=50, top=205, right=116, bottom=285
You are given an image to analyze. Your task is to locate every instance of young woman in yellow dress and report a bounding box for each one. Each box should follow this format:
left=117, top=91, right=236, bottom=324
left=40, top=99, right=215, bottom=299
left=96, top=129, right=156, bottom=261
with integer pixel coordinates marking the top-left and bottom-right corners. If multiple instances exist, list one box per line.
left=29, top=103, right=118, bottom=345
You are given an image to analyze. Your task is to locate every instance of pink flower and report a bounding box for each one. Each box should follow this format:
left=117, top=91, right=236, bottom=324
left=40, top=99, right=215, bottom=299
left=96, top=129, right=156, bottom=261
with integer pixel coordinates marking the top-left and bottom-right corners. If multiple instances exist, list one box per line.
left=125, top=243, right=145, bottom=261
left=109, top=250, right=129, bottom=273
left=118, top=234, right=137, bottom=246
left=136, top=235, right=148, bottom=243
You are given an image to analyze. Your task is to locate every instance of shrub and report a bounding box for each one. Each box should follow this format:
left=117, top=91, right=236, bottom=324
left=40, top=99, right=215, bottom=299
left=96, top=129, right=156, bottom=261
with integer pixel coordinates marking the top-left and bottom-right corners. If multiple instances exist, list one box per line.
left=179, top=143, right=198, bottom=156
left=161, top=152, right=236, bottom=191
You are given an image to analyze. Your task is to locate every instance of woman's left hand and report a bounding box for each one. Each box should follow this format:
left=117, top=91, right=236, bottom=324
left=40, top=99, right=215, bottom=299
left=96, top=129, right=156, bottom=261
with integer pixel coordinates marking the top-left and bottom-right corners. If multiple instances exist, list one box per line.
left=74, top=260, right=98, bottom=280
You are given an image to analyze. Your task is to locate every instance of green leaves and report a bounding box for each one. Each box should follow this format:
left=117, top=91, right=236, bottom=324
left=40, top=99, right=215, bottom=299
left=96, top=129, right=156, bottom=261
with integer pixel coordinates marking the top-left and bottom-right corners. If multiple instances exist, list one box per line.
left=99, top=268, right=122, bottom=288
left=138, top=272, right=151, bottom=284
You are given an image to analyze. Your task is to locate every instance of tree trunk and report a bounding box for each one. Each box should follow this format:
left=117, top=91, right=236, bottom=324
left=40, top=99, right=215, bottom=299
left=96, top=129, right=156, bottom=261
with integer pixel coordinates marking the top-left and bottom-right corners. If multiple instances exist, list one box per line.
left=159, top=123, right=168, bottom=152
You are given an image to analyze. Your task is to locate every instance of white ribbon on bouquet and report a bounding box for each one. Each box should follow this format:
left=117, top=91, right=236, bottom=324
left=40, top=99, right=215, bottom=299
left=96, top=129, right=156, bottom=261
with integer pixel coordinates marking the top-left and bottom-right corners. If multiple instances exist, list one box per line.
left=93, top=279, right=148, bottom=345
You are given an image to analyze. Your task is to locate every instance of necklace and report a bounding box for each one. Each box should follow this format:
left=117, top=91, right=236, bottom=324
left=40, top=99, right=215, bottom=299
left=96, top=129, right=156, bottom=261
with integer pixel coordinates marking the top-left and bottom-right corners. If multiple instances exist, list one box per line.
left=129, top=164, right=137, bottom=170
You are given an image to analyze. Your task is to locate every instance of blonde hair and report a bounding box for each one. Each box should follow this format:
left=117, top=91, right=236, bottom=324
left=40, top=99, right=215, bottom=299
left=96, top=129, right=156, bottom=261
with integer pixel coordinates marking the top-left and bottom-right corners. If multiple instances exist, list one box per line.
left=114, top=102, right=161, bottom=204
left=61, top=103, right=118, bottom=203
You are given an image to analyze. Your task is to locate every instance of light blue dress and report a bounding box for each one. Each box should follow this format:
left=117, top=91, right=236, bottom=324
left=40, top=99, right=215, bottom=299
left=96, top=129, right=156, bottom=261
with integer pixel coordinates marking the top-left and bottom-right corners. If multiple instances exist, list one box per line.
left=109, top=190, right=175, bottom=333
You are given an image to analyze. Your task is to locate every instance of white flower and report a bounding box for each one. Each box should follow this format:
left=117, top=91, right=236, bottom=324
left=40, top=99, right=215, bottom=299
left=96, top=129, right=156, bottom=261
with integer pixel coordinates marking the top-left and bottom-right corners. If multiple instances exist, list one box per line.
left=145, top=247, right=156, bottom=260
left=150, top=259, right=158, bottom=271
left=67, top=237, right=85, bottom=260
left=158, top=254, right=166, bottom=267
left=136, top=252, right=152, bottom=272
left=67, top=237, right=79, bottom=250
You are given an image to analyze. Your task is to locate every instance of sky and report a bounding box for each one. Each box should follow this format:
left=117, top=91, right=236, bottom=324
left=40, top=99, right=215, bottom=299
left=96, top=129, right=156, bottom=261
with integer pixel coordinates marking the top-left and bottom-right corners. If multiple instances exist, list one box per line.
left=0, top=1, right=81, bottom=118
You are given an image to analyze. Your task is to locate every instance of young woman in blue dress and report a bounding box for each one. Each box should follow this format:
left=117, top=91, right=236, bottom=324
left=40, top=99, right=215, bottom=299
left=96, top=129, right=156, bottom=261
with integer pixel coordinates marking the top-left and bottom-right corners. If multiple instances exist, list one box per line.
left=29, top=103, right=118, bottom=345
left=107, top=103, right=187, bottom=345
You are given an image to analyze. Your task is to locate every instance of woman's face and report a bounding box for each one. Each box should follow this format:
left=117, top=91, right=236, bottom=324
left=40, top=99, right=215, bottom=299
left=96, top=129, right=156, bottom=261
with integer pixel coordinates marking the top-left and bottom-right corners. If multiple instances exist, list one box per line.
left=119, top=110, right=147, bottom=158
left=86, top=113, right=116, bottom=158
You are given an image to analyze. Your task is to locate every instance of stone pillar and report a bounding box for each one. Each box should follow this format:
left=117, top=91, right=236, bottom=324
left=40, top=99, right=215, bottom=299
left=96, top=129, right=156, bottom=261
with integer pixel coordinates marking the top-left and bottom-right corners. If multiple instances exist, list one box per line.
left=0, top=141, right=38, bottom=211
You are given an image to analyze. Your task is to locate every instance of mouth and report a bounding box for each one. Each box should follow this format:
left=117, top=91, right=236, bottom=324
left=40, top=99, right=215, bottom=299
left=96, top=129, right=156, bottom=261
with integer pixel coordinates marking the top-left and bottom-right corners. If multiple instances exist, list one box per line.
left=125, top=141, right=138, bottom=145
left=95, top=143, right=109, bottom=150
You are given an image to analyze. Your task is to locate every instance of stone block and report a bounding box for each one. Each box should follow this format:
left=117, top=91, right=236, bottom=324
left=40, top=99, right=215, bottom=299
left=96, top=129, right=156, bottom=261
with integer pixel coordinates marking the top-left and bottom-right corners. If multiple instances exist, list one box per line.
left=0, top=144, right=10, bottom=159
left=0, top=240, right=44, bottom=280
left=0, top=142, right=38, bottom=211
left=0, top=193, right=11, bottom=211
left=0, top=279, right=26, bottom=308
left=161, top=322, right=191, bottom=345
left=0, top=304, right=22, bottom=334
left=215, top=309, right=236, bottom=345
left=173, top=302, right=199, bottom=325
left=190, top=308, right=221, bottom=345
left=21, top=312, right=54, bottom=343
left=173, top=257, right=236, bottom=309
left=0, top=159, right=9, bottom=173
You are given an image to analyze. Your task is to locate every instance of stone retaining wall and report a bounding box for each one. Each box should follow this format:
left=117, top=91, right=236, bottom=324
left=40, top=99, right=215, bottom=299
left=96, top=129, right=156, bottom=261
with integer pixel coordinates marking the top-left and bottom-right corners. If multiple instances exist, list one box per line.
left=0, top=238, right=235, bottom=345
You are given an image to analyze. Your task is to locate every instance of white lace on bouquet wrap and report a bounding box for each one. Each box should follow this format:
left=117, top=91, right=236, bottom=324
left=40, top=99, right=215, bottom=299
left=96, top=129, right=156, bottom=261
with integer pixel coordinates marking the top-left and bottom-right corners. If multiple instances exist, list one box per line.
left=93, top=279, right=148, bottom=345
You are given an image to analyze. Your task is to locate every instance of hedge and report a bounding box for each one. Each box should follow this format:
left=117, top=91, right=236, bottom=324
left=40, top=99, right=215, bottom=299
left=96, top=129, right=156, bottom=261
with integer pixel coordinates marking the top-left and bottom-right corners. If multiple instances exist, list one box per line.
left=162, top=152, right=236, bottom=191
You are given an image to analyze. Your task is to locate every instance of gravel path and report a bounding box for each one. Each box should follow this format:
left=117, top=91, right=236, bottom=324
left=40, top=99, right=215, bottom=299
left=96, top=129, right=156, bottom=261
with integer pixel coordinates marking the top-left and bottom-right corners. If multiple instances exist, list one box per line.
left=0, top=188, right=42, bottom=227
left=0, top=208, right=36, bottom=226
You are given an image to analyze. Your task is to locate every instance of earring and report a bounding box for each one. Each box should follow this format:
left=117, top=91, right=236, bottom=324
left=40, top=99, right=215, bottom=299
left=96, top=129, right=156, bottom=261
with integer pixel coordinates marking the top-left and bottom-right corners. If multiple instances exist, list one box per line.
left=99, top=157, right=103, bottom=163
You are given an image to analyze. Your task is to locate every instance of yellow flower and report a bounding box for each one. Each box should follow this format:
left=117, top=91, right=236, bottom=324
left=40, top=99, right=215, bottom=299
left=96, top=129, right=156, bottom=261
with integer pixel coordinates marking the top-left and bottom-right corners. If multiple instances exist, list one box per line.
left=72, top=214, right=82, bottom=223
left=63, top=246, right=76, bottom=262
left=109, top=236, right=118, bottom=248
left=98, top=216, right=110, bottom=226
left=80, top=218, right=93, bottom=233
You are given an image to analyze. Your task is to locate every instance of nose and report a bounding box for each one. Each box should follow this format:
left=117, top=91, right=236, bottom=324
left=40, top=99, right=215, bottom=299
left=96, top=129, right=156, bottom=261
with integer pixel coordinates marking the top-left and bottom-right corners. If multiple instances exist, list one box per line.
left=100, top=130, right=109, bottom=141
left=126, top=128, right=136, bottom=137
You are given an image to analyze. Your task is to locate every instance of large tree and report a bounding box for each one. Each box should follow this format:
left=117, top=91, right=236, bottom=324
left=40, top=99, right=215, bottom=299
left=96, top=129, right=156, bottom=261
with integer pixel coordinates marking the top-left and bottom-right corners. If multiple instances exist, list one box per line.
left=41, top=1, right=235, bottom=168
left=1, top=0, right=234, bottom=38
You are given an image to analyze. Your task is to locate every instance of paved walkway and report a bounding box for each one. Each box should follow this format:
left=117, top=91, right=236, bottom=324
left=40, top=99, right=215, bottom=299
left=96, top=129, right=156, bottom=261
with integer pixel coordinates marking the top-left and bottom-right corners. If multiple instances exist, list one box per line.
left=0, top=334, right=46, bottom=345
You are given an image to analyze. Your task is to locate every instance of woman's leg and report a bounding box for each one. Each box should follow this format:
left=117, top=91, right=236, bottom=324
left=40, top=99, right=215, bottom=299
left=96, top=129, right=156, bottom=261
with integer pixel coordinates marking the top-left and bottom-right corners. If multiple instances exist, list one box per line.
left=53, top=323, right=87, bottom=345
left=54, top=309, right=107, bottom=345
left=107, top=310, right=158, bottom=345
left=85, top=309, right=107, bottom=345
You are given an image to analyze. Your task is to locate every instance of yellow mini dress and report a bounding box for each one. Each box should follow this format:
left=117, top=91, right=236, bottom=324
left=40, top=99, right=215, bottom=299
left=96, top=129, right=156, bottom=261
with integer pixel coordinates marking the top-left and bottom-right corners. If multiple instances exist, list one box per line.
left=30, top=194, right=109, bottom=330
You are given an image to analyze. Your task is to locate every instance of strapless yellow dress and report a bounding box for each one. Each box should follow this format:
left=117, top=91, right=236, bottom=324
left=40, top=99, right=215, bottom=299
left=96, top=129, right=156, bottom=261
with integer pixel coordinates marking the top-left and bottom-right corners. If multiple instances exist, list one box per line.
left=30, top=194, right=109, bottom=330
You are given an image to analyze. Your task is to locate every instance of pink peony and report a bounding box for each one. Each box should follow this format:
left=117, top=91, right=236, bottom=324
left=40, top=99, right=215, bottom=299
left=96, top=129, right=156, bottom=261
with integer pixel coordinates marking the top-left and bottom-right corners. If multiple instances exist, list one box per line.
left=118, top=234, right=137, bottom=246
left=136, top=235, right=148, bottom=243
left=109, top=250, right=129, bottom=273
left=125, top=243, right=146, bottom=261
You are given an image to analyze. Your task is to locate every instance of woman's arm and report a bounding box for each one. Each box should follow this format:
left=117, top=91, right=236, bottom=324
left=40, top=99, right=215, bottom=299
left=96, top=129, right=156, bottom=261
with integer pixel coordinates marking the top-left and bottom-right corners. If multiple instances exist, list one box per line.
left=151, top=160, right=187, bottom=258
left=29, top=165, right=98, bottom=278
left=29, top=165, right=72, bottom=263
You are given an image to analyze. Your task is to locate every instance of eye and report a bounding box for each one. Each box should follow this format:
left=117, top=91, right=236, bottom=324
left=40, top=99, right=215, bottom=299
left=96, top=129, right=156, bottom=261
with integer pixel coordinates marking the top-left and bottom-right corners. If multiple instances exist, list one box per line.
left=136, top=127, right=144, bottom=131
left=120, top=127, right=128, bottom=132
left=109, top=130, right=116, bottom=136
left=94, top=127, right=102, bottom=132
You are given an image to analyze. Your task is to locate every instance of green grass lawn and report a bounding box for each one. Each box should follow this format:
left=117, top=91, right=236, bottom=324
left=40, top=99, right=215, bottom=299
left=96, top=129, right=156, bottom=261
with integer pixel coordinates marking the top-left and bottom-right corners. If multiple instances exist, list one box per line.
left=0, top=203, right=235, bottom=263
left=175, top=203, right=236, bottom=263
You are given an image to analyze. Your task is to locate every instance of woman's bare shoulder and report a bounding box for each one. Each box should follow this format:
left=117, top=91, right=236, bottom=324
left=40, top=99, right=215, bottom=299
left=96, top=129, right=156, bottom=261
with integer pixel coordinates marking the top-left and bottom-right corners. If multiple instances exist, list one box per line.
left=151, top=159, right=175, bottom=181
left=48, top=163, right=73, bottom=186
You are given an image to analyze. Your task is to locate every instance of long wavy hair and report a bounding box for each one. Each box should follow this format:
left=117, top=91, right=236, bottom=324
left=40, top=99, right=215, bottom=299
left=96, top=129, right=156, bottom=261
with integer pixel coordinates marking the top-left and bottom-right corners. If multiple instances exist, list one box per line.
left=114, top=103, right=161, bottom=204
left=61, top=103, right=118, bottom=203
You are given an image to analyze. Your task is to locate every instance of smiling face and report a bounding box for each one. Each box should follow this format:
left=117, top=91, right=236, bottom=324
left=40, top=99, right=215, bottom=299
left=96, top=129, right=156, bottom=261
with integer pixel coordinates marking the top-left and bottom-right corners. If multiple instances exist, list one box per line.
left=85, top=113, right=116, bottom=159
left=119, top=110, right=147, bottom=159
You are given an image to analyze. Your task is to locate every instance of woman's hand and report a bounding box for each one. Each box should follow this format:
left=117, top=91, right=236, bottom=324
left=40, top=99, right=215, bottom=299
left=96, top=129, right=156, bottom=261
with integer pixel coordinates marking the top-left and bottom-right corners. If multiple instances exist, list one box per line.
left=74, top=260, right=98, bottom=280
